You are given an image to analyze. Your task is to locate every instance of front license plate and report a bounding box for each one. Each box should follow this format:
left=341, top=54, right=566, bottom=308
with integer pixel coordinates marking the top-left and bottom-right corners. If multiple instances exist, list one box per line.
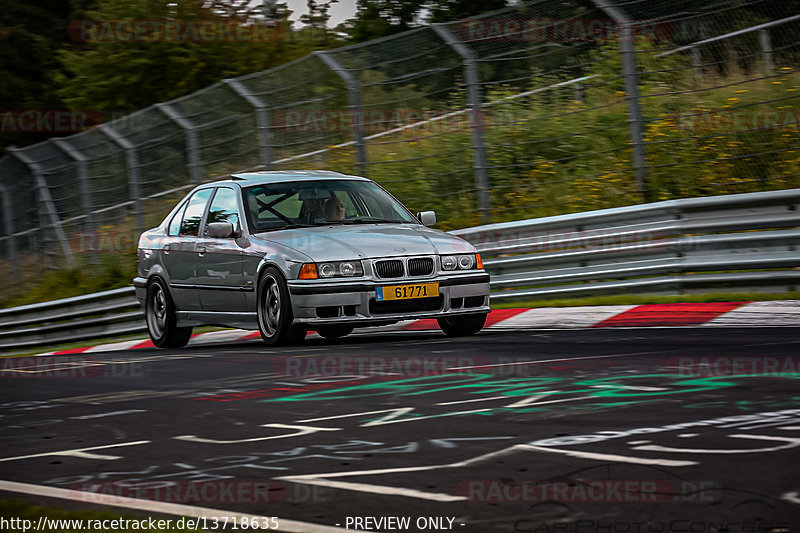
left=376, top=282, right=439, bottom=301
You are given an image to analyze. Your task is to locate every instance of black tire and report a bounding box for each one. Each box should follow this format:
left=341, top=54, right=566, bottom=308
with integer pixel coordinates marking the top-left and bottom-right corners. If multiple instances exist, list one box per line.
left=145, top=278, right=192, bottom=348
left=437, top=313, right=487, bottom=337
left=316, top=325, right=355, bottom=340
left=257, top=267, right=305, bottom=346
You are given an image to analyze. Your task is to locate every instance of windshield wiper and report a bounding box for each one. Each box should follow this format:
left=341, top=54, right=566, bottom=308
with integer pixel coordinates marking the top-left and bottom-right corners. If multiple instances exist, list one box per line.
left=342, top=218, right=407, bottom=224
left=258, top=223, right=315, bottom=231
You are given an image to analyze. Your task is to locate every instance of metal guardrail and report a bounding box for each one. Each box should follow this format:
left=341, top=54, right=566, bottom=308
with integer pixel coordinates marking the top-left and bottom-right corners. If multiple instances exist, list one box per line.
left=0, top=287, right=144, bottom=350
left=453, top=188, right=800, bottom=300
left=1, top=189, right=798, bottom=350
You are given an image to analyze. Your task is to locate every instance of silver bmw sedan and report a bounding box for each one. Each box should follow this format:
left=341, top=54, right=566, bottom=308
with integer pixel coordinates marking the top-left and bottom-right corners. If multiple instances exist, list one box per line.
left=134, top=170, right=491, bottom=347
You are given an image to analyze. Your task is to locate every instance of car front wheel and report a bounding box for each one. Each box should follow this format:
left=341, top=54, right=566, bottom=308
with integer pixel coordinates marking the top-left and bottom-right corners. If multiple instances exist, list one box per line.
left=258, top=267, right=306, bottom=346
left=437, top=313, right=487, bottom=337
left=145, top=278, right=192, bottom=348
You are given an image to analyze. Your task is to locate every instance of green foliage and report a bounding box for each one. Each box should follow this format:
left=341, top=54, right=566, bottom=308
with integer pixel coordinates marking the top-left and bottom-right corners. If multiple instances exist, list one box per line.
left=55, top=0, right=327, bottom=111
left=309, top=38, right=800, bottom=227
left=1, top=251, right=137, bottom=308
left=0, top=0, right=93, bottom=149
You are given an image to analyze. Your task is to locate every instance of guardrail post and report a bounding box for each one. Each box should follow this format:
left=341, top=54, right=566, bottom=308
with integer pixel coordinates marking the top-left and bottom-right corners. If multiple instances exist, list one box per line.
left=314, top=51, right=368, bottom=177
left=590, top=0, right=651, bottom=202
left=431, top=23, right=492, bottom=222
left=156, top=103, right=204, bottom=184
left=52, top=139, right=100, bottom=264
left=0, top=183, right=19, bottom=283
left=99, top=124, right=146, bottom=235
left=7, top=148, right=76, bottom=268
left=223, top=78, right=274, bottom=170
left=759, top=29, right=773, bottom=77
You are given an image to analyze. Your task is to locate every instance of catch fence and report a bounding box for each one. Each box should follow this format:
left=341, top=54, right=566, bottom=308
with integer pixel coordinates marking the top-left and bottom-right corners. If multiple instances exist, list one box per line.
left=1, top=0, right=798, bottom=284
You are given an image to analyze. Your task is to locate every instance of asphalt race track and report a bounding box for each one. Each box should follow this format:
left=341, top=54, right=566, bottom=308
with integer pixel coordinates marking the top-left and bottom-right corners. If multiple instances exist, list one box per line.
left=1, top=327, right=799, bottom=532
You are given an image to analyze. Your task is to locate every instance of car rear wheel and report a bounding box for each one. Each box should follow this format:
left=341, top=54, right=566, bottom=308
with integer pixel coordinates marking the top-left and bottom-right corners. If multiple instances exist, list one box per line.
left=316, top=325, right=355, bottom=340
left=146, top=278, right=192, bottom=348
left=258, top=267, right=306, bottom=346
left=437, top=313, right=487, bottom=337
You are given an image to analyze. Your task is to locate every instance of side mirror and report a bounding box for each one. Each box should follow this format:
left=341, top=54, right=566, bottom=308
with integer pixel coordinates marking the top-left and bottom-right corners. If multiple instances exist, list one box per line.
left=417, top=211, right=436, bottom=227
left=207, top=221, right=235, bottom=239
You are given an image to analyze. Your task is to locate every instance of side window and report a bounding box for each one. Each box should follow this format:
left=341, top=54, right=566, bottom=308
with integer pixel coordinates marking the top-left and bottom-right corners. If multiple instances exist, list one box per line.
left=179, top=189, right=213, bottom=237
left=205, top=187, right=240, bottom=236
left=167, top=202, right=186, bottom=236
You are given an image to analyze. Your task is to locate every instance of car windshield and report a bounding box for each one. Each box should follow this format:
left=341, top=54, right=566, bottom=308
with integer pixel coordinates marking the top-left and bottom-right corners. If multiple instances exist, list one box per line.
left=242, top=179, right=418, bottom=232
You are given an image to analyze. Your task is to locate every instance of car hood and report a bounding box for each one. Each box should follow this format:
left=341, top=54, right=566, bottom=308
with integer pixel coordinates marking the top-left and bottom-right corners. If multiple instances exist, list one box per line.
left=252, top=224, right=475, bottom=262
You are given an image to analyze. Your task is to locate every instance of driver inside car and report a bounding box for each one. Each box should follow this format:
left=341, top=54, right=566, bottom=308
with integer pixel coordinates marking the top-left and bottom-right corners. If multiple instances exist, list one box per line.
left=324, top=196, right=346, bottom=221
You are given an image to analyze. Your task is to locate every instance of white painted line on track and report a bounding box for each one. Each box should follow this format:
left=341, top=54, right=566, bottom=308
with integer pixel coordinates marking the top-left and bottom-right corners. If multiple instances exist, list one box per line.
left=69, top=410, right=146, bottom=420
left=782, top=491, right=800, bottom=504
left=0, top=479, right=369, bottom=533
left=0, top=441, right=150, bottom=463
left=521, top=445, right=698, bottom=466
left=632, top=433, right=800, bottom=454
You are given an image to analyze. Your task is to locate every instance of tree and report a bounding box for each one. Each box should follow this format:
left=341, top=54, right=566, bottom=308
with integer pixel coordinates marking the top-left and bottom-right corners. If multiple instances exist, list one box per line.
left=54, top=0, right=320, bottom=112
left=427, top=0, right=509, bottom=23
left=338, top=0, right=427, bottom=42
left=0, top=0, right=95, bottom=150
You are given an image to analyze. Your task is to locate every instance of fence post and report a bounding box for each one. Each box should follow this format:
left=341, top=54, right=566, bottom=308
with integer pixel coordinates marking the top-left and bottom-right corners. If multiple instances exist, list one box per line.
left=7, top=148, right=76, bottom=268
left=155, top=103, right=204, bottom=184
left=100, top=124, right=146, bottom=235
left=314, top=50, right=368, bottom=177
left=590, top=0, right=651, bottom=202
left=431, top=23, right=492, bottom=222
left=759, top=29, right=773, bottom=77
left=691, top=47, right=703, bottom=87
left=0, top=183, right=19, bottom=283
left=223, top=78, right=274, bottom=170
left=52, top=139, right=100, bottom=264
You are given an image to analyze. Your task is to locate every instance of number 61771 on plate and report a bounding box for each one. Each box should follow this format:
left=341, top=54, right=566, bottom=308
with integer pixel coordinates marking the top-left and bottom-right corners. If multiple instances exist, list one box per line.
left=376, top=282, right=439, bottom=301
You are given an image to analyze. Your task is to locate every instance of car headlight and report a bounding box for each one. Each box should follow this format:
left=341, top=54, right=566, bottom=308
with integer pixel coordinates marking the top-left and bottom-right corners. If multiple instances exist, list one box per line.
left=442, top=256, right=458, bottom=270
left=299, top=261, right=363, bottom=279
left=441, top=254, right=481, bottom=271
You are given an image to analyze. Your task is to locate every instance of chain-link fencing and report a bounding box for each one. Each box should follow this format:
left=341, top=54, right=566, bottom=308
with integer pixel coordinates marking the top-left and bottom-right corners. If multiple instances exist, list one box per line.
left=1, top=0, right=798, bottom=288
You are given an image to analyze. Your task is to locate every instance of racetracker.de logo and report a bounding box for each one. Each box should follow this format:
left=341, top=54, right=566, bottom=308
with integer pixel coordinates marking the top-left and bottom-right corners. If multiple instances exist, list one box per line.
left=458, top=479, right=718, bottom=503
left=277, top=356, right=483, bottom=377
left=0, top=110, right=103, bottom=133
left=454, top=18, right=674, bottom=43
left=70, top=480, right=285, bottom=504
left=667, top=356, right=800, bottom=377
left=68, top=20, right=286, bottom=43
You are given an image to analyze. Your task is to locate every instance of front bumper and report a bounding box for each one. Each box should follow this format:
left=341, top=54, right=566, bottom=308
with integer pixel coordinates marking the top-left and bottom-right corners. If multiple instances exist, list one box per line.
left=133, top=276, right=148, bottom=307
left=287, top=273, right=491, bottom=326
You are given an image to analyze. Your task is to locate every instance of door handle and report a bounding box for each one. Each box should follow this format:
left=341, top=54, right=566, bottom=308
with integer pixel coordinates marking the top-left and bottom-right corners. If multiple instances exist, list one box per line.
left=163, top=244, right=171, bottom=254
left=197, top=246, right=206, bottom=255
